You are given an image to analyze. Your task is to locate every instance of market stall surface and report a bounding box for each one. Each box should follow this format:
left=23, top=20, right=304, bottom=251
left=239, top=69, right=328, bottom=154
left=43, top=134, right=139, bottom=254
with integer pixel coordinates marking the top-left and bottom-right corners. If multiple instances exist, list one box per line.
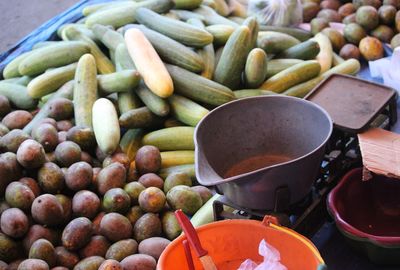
left=0, top=0, right=79, bottom=52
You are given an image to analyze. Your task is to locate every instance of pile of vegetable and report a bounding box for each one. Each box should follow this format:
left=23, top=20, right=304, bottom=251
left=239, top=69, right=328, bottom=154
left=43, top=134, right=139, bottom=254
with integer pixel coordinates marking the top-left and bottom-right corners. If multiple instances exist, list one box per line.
left=0, top=0, right=369, bottom=269
left=304, top=0, right=400, bottom=60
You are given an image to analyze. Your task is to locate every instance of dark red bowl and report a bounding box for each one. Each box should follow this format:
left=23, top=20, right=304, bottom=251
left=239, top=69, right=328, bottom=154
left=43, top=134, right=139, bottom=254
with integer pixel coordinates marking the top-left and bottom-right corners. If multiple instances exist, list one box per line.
left=327, top=167, right=400, bottom=265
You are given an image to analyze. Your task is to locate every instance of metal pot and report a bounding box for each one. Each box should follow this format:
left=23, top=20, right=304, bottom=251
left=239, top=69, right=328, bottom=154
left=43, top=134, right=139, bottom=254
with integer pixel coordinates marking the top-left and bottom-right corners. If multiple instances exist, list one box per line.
left=194, top=95, right=333, bottom=210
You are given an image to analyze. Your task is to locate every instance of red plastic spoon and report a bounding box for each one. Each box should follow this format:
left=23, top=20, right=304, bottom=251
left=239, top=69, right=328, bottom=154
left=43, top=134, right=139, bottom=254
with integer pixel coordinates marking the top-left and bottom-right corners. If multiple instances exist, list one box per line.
left=183, top=239, right=195, bottom=270
left=175, top=209, right=218, bottom=270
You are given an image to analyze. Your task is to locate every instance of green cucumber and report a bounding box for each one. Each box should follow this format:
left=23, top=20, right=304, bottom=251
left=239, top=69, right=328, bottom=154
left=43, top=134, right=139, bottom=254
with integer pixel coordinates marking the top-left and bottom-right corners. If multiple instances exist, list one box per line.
left=135, top=83, right=170, bottom=116
left=73, top=54, right=98, bottom=128
left=18, top=41, right=90, bottom=76
left=119, top=107, right=164, bottom=129
left=260, top=60, right=321, bottom=93
left=135, top=7, right=213, bottom=47
left=65, top=27, right=115, bottom=74
left=258, top=25, right=313, bottom=41
left=187, top=19, right=215, bottom=80
left=118, top=92, right=142, bottom=114
left=169, top=9, right=205, bottom=21
left=124, top=24, right=204, bottom=73
left=174, top=0, right=202, bottom=10
left=2, top=51, right=32, bottom=78
left=115, top=44, right=136, bottom=71
left=3, top=76, right=32, bottom=86
left=97, top=70, right=141, bottom=95
left=234, top=89, right=277, bottom=99
left=92, top=24, right=124, bottom=51
left=166, top=64, right=235, bottom=106
left=194, top=5, right=238, bottom=27
left=85, top=0, right=173, bottom=28
left=244, top=48, right=268, bottom=88
left=214, top=25, right=251, bottom=89
left=27, top=62, right=77, bottom=98
left=58, top=24, right=100, bottom=43
left=257, top=32, right=300, bottom=54
left=0, top=82, right=37, bottom=110
left=23, top=81, right=74, bottom=134
left=142, top=126, right=195, bottom=151
left=277, top=40, right=320, bottom=60
left=266, top=59, right=304, bottom=78
left=168, top=94, right=209, bottom=127
left=205, top=24, right=235, bottom=46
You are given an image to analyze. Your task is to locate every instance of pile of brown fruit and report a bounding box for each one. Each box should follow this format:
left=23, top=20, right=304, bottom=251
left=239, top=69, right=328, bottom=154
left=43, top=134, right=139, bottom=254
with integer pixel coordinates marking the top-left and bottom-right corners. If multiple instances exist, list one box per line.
left=0, top=98, right=212, bottom=270
left=303, top=0, right=400, bottom=60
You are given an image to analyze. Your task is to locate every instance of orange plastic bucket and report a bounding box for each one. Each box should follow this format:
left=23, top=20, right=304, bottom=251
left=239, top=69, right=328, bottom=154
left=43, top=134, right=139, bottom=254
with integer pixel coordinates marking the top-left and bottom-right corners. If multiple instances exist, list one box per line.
left=157, top=217, right=326, bottom=270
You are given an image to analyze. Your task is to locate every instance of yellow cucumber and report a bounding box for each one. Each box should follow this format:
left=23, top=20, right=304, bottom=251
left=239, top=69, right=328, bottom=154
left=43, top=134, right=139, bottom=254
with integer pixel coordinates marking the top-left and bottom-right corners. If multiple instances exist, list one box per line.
left=266, top=59, right=304, bottom=78
left=213, top=0, right=230, bottom=16
left=142, top=126, right=195, bottom=151
left=159, top=164, right=195, bottom=180
left=257, top=31, right=300, bottom=54
left=229, top=0, right=247, bottom=18
left=18, top=41, right=90, bottom=76
left=214, top=25, right=251, bottom=89
left=187, top=18, right=215, bottom=80
left=119, top=107, right=164, bottom=129
left=234, top=89, right=277, bottom=99
left=259, top=25, right=313, bottom=41
left=174, top=0, right=203, bottom=9
left=332, top=52, right=345, bottom=66
left=283, top=59, right=361, bottom=98
left=73, top=54, right=98, bottom=128
left=312, top=33, right=333, bottom=74
left=203, top=0, right=217, bottom=9
left=92, top=24, right=124, bottom=51
left=27, top=63, right=77, bottom=98
left=120, top=129, right=144, bottom=160
left=205, top=24, right=235, bottom=46
left=135, top=83, right=170, bottom=117
left=242, top=16, right=259, bottom=50
left=190, top=193, right=220, bottom=227
left=125, top=28, right=174, bottom=98
left=65, top=27, right=115, bottom=74
left=259, top=60, right=321, bottom=93
left=168, top=94, right=209, bottom=127
left=276, top=40, right=320, bottom=60
left=160, top=150, right=195, bottom=168
left=97, top=70, right=141, bottom=94
left=124, top=24, right=204, bottom=73
left=92, top=98, right=120, bottom=155
left=244, top=48, right=268, bottom=88
left=135, top=7, right=213, bottom=48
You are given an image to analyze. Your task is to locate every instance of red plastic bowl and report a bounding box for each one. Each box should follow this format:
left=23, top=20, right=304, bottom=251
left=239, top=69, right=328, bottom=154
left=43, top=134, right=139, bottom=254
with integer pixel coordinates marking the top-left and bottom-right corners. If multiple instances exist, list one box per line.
left=327, top=167, right=400, bottom=264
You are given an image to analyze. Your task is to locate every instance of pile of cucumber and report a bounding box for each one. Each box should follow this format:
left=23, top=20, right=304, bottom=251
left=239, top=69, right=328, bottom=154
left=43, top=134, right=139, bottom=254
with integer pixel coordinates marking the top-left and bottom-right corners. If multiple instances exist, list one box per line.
left=0, top=0, right=364, bottom=268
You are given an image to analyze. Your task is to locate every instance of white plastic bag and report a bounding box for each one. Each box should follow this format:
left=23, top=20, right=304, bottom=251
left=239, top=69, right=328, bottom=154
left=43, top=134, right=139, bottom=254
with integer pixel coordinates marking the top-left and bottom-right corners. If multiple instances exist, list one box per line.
left=369, top=47, right=400, bottom=92
left=238, top=239, right=288, bottom=270
left=247, top=0, right=303, bottom=26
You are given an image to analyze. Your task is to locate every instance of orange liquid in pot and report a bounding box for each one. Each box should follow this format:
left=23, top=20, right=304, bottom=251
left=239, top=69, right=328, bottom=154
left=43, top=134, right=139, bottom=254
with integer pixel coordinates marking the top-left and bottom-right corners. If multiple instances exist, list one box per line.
left=224, top=154, right=292, bottom=178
